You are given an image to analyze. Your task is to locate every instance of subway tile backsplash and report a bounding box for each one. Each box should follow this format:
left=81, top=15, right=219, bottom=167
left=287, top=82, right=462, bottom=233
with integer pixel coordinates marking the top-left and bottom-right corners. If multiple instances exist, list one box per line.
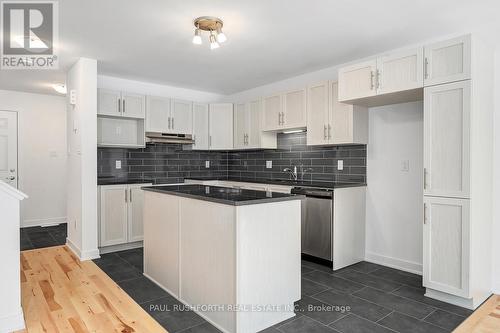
left=98, top=132, right=366, bottom=185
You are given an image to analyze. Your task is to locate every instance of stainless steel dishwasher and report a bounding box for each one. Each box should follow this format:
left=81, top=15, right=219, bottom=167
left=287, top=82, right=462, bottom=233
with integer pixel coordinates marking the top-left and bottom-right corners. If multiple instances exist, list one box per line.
left=291, top=187, right=333, bottom=263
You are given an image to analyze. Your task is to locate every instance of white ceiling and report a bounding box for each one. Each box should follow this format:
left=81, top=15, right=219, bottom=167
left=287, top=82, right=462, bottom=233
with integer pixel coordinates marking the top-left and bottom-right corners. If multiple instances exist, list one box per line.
left=1, top=0, right=499, bottom=96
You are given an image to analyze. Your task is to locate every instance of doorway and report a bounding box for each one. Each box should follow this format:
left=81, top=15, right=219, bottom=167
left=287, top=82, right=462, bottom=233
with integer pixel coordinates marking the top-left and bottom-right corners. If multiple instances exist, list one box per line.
left=0, top=110, right=18, bottom=188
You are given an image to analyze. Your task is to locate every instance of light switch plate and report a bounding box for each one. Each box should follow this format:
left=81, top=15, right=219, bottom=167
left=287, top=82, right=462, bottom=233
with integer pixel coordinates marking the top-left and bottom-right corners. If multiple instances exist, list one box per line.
left=401, top=160, right=410, bottom=172
left=69, top=90, right=77, bottom=105
left=115, top=160, right=122, bottom=169
left=337, top=160, right=344, bottom=171
left=205, top=161, right=210, bottom=168
left=266, top=161, right=272, bottom=169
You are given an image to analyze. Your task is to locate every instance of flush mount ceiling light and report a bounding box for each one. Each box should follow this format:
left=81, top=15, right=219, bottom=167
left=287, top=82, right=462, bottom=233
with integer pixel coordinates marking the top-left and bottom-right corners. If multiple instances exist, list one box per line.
left=192, top=16, right=227, bottom=49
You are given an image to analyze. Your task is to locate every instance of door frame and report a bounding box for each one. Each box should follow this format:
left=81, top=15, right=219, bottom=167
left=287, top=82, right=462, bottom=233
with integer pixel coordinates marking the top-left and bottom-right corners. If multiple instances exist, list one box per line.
left=0, top=110, right=19, bottom=189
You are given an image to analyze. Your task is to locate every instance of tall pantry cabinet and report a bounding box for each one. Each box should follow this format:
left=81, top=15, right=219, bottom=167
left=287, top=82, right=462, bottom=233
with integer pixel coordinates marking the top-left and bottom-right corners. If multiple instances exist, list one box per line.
left=422, top=34, right=494, bottom=309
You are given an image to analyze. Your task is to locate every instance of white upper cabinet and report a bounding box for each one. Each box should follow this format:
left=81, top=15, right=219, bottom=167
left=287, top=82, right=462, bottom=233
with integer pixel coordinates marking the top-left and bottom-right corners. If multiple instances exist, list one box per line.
left=98, top=89, right=145, bottom=119
left=234, top=103, right=247, bottom=149
left=424, top=80, right=470, bottom=199
left=338, top=60, right=377, bottom=101
left=209, top=103, right=233, bottom=150
left=424, top=35, right=471, bottom=87
left=377, top=47, right=424, bottom=95
left=423, top=196, right=470, bottom=298
left=98, top=89, right=122, bottom=117
left=263, top=94, right=282, bottom=131
left=192, top=103, right=209, bottom=150
left=170, top=99, right=193, bottom=134
left=283, top=88, right=307, bottom=129
left=234, top=100, right=277, bottom=150
left=306, top=82, right=330, bottom=145
left=146, top=96, right=170, bottom=132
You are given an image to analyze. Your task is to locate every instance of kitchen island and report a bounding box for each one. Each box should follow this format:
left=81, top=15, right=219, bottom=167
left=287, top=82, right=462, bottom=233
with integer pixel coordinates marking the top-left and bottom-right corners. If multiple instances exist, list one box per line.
left=142, top=184, right=304, bottom=333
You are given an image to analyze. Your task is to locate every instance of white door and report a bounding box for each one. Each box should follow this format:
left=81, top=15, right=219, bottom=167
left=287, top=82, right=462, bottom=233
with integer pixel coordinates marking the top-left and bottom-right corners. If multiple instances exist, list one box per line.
left=307, top=82, right=330, bottom=145
left=170, top=99, right=193, bottom=134
left=121, top=93, right=145, bottom=119
left=192, top=103, right=209, bottom=150
left=145, top=96, right=170, bottom=132
left=338, top=59, right=377, bottom=101
left=234, top=103, right=247, bottom=149
left=247, top=100, right=262, bottom=148
left=262, top=94, right=282, bottom=131
left=330, top=82, right=354, bottom=144
left=0, top=111, right=18, bottom=188
left=128, top=184, right=150, bottom=242
left=423, top=196, right=470, bottom=298
left=424, top=35, right=471, bottom=86
left=424, top=81, right=470, bottom=198
left=99, top=185, right=128, bottom=246
left=209, top=103, right=233, bottom=150
left=98, top=89, right=121, bottom=117
left=282, top=88, right=307, bottom=129
left=377, top=47, right=424, bottom=95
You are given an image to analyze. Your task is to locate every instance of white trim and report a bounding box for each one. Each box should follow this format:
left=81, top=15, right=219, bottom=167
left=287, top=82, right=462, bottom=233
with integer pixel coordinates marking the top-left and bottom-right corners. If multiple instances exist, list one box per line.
left=0, top=308, right=25, bottom=333
left=365, top=251, right=422, bottom=275
left=425, top=288, right=491, bottom=310
left=99, top=241, right=143, bottom=254
left=22, top=217, right=66, bottom=228
left=66, top=238, right=100, bottom=261
left=0, top=181, right=27, bottom=201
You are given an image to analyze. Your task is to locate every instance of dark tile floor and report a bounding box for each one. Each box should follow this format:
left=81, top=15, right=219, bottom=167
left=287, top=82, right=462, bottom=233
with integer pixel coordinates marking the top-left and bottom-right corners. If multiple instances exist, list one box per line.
left=20, top=223, right=67, bottom=250
left=94, top=249, right=473, bottom=333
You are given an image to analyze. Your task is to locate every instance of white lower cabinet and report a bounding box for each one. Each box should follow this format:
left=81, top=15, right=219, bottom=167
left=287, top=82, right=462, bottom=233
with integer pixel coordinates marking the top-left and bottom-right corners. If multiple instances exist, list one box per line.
left=99, top=183, right=151, bottom=247
left=423, top=196, right=470, bottom=298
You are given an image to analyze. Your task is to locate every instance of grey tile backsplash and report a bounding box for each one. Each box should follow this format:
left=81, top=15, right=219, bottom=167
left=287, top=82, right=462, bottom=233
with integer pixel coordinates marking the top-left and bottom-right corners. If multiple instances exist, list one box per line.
left=98, top=132, right=366, bottom=185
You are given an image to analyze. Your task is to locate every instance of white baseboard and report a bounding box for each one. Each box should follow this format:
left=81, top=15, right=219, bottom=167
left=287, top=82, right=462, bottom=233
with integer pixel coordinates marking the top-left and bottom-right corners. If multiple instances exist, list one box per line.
left=365, top=251, right=422, bottom=275
left=99, top=241, right=143, bottom=254
left=0, top=308, right=25, bottom=333
left=66, top=238, right=100, bottom=261
left=22, top=216, right=66, bottom=228
left=492, top=281, right=500, bottom=294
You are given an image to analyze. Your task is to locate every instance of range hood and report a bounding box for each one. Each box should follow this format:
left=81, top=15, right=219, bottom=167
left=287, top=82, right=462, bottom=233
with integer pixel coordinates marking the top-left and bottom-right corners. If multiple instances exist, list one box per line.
left=145, top=132, right=195, bottom=144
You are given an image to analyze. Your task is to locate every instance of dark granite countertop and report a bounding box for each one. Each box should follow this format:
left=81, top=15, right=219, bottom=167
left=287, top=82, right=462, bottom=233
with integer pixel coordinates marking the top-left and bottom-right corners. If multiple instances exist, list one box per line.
left=98, top=177, right=153, bottom=186
left=142, top=184, right=305, bottom=206
left=186, top=177, right=366, bottom=190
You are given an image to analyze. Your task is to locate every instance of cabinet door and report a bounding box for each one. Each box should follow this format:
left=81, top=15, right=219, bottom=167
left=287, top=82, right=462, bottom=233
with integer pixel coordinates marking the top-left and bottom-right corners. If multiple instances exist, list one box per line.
left=170, top=99, right=193, bottom=134
left=423, top=196, right=470, bottom=298
left=99, top=185, right=128, bottom=246
left=424, top=35, right=471, bottom=86
left=330, top=81, right=354, bottom=144
left=247, top=100, right=262, bottom=148
left=233, top=103, right=247, bottom=149
left=98, top=89, right=121, bottom=116
left=338, top=60, right=377, bottom=101
left=307, top=82, right=330, bottom=145
left=262, top=94, right=282, bottom=131
left=128, top=184, right=149, bottom=242
left=424, top=81, right=470, bottom=198
left=122, top=93, right=145, bottom=119
left=209, top=103, right=233, bottom=150
left=192, top=103, right=209, bottom=150
left=283, top=88, right=307, bottom=129
left=377, top=47, right=424, bottom=95
left=145, top=96, right=170, bottom=132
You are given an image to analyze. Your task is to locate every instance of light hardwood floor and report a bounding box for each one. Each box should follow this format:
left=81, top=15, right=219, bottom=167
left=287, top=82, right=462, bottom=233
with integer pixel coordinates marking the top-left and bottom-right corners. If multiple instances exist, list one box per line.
left=454, top=294, right=500, bottom=333
left=16, top=245, right=167, bottom=333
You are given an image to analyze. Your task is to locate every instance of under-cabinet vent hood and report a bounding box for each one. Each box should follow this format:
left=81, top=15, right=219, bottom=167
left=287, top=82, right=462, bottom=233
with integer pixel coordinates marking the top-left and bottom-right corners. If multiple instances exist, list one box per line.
left=145, top=132, right=194, bottom=144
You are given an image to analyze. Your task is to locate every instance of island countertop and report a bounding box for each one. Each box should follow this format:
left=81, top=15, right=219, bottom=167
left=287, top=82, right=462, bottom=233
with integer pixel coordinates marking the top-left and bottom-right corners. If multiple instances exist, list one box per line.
left=142, top=184, right=304, bottom=206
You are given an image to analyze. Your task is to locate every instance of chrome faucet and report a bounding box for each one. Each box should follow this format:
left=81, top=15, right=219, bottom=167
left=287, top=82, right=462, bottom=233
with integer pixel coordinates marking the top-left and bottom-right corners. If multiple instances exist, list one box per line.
left=283, top=165, right=298, bottom=181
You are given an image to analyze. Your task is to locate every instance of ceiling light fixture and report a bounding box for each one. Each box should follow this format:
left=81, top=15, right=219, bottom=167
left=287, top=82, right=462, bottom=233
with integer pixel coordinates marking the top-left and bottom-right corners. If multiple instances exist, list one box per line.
left=52, top=84, right=67, bottom=94
left=192, top=16, right=227, bottom=49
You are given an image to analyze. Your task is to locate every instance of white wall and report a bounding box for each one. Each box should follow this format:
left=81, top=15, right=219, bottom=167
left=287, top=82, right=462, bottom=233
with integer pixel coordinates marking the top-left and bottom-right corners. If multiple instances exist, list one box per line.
left=0, top=90, right=66, bottom=227
left=98, top=75, right=224, bottom=103
left=66, top=58, right=99, bottom=260
left=365, top=102, right=424, bottom=274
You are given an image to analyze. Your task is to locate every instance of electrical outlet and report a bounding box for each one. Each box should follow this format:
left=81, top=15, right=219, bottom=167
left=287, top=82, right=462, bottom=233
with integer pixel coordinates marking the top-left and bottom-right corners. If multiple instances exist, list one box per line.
left=401, top=160, right=410, bottom=172
left=115, top=160, right=122, bottom=169
left=205, top=161, right=210, bottom=168
left=116, top=126, right=122, bottom=135
left=337, top=160, right=344, bottom=171
left=266, top=161, right=273, bottom=169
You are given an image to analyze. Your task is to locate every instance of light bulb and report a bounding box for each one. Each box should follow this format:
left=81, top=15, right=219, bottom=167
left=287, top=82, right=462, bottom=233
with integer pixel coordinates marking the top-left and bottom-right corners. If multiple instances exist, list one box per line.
left=52, top=84, right=67, bottom=94
left=216, top=27, right=227, bottom=43
left=192, top=29, right=202, bottom=45
left=209, top=34, right=220, bottom=50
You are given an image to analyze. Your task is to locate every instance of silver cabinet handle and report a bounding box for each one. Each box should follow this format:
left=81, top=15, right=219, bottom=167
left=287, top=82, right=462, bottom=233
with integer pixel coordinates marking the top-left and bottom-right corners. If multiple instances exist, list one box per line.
left=423, top=203, right=427, bottom=224
left=328, top=124, right=331, bottom=139
left=376, top=69, right=381, bottom=89
left=209, top=135, right=212, bottom=147
left=125, top=188, right=128, bottom=202
left=370, top=71, right=375, bottom=90
left=278, top=113, right=281, bottom=125
left=130, top=188, right=132, bottom=202
left=118, top=98, right=121, bottom=113
left=324, top=125, right=327, bottom=140
left=168, top=117, right=171, bottom=129
left=172, top=117, right=174, bottom=129
left=281, top=112, right=285, bottom=125
left=423, top=168, right=427, bottom=189
left=123, top=99, right=125, bottom=113
left=424, top=58, right=429, bottom=79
